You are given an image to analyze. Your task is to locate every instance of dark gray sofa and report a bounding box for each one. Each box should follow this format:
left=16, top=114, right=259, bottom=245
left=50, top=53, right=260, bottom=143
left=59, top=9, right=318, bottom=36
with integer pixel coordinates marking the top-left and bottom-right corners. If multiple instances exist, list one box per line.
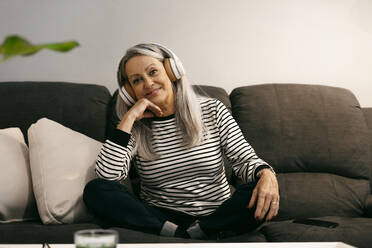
left=0, top=81, right=371, bottom=247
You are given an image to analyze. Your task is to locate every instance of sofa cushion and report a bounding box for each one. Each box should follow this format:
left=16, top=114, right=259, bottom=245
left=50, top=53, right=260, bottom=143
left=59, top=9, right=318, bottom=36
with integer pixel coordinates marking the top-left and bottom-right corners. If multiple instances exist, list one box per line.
left=217, top=230, right=267, bottom=242
left=261, top=216, right=372, bottom=248
left=0, top=128, right=38, bottom=223
left=276, top=173, right=370, bottom=220
left=230, top=84, right=371, bottom=180
left=0, top=221, right=101, bottom=243
left=0, top=82, right=112, bottom=145
left=27, top=118, right=133, bottom=224
left=0, top=221, right=197, bottom=244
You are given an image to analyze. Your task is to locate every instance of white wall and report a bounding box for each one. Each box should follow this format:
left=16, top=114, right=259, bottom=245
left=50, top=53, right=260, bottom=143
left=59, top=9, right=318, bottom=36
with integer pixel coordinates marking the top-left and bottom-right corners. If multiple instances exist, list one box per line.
left=1, top=0, right=372, bottom=106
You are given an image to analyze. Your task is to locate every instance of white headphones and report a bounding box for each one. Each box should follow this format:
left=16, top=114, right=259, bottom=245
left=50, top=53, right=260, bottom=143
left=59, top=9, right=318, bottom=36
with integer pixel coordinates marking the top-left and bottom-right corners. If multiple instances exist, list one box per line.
left=117, top=43, right=185, bottom=106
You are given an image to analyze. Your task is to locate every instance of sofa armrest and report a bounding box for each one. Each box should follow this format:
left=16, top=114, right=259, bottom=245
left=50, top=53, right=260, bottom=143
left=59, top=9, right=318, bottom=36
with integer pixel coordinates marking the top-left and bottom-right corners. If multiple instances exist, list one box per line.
left=365, top=195, right=372, bottom=217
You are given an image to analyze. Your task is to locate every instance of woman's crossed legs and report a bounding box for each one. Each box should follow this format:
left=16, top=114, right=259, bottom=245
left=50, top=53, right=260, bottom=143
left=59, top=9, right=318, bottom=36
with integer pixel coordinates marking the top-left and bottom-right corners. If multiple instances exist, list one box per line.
left=83, top=178, right=261, bottom=239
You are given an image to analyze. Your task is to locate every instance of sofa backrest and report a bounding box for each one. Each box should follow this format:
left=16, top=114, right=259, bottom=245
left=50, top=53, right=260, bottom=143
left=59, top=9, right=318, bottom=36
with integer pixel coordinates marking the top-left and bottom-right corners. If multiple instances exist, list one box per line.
left=230, top=83, right=372, bottom=220
left=0, top=82, right=112, bottom=144
left=362, top=108, right=372, bottom=191
left=193, top=85, right=232, bottom=112
left=230, top=83, right=371, bottom=180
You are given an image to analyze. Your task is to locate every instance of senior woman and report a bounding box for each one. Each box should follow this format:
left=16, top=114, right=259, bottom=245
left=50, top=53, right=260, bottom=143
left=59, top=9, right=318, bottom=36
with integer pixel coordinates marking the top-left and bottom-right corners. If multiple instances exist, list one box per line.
left=83, top=43, right=279, bottom=239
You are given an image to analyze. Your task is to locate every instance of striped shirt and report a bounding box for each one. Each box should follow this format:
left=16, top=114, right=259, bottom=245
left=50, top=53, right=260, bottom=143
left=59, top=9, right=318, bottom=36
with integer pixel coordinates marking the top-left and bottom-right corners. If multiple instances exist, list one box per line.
left=95, top=98, right=272, bottom=216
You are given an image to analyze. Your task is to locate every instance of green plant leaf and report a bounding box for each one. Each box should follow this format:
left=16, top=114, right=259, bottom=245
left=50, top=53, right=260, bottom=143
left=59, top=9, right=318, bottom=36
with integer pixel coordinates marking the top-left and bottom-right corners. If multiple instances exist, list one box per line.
left=0, top=35, right=79, bottom=62
left=43, top=41, right=80, bottom=52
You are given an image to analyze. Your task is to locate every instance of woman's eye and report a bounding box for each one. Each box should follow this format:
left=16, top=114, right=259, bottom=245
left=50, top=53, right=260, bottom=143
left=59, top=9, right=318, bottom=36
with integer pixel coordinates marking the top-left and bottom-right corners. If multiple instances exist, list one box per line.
left=133, top=78, right=141, bottom=84
left=149, top=69, right=157, bottom=76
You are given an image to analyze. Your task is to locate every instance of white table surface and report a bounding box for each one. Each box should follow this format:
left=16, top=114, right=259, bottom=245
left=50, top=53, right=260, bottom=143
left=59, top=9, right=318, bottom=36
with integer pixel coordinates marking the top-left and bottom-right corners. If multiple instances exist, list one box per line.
left=0, top=242, right=356, bottom=248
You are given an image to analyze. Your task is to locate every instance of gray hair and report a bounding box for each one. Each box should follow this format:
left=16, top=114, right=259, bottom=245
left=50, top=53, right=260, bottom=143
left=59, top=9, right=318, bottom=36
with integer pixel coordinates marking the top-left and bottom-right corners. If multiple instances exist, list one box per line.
left=116, top=43, right=208, bottom=160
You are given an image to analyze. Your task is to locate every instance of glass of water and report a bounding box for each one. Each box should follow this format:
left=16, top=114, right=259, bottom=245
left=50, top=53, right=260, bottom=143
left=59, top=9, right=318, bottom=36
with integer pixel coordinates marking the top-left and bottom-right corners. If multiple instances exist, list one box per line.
left=74, top=229, right=118, bottom=248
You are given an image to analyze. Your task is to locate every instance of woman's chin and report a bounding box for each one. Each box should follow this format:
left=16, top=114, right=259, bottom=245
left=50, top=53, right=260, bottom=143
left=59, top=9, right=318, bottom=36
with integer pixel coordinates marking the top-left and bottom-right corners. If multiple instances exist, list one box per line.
left=147, top=94, right=165, bottom=106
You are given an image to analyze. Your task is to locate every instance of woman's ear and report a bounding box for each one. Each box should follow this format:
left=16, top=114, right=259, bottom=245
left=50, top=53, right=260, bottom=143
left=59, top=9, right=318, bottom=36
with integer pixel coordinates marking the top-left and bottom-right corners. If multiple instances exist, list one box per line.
left=124, top=83, right=137, bottom=101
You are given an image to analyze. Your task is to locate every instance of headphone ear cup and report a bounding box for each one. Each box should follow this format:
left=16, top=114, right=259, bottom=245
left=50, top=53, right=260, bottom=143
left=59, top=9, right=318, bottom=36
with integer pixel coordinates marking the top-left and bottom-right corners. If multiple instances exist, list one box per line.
left=164, top=58, right=177, bottom=83
left=149, top=43, right=185, bottom=79
left=118, top=84, right=136, bottom=106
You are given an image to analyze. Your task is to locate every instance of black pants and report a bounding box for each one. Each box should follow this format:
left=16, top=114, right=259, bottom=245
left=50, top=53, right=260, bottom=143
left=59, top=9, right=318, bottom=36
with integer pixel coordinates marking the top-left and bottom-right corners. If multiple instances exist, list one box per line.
left=83, top=178, right=260, bottom=238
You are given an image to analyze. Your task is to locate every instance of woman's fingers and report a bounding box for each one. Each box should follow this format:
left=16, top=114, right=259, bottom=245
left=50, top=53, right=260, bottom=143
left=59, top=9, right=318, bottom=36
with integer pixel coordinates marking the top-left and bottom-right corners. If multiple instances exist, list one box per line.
left=131, top=98, right=163, bottom=120
left=146, top=101, right=163, bottom=117
left=258, top=194, right=271, bottom=221
left=255, top=193, right=279, bottom=221
left=249, top=170, right=280, bottom=222
left=265, top=197, right=280, bottom=221
left=248, top=188, right=257, bottom=209
left=254, top=193, right=266, bottom=220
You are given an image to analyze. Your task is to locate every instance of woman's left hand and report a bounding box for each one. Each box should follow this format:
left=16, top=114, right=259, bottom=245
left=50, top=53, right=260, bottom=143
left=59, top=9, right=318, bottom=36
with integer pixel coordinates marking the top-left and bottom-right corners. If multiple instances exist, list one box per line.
left=248, top=169, right=279, bottom=222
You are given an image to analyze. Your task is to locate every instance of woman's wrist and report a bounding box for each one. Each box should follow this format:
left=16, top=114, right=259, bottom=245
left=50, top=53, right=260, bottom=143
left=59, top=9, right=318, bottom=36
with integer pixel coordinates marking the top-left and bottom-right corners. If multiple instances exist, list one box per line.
left=257, top=168, right=274, bottom=178
left=117, top=112, right=136, bottom=133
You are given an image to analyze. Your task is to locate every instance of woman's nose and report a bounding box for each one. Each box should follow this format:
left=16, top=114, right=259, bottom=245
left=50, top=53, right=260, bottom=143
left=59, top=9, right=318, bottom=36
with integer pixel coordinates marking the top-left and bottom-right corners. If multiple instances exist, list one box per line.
left=143, top=76, right=154, bottom=88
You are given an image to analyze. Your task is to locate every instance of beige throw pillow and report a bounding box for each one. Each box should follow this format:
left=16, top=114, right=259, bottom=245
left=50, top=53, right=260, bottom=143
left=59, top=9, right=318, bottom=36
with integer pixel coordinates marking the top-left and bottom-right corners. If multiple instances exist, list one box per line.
left=27, top=118, right=102, bottom=224
left=0, top=127, right=38, bottom=223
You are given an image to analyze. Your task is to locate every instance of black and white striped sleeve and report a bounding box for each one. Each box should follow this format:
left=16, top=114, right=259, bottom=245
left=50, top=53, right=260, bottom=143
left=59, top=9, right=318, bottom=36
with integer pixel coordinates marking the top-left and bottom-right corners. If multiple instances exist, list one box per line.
left=95, top=128, right=136, bottom=181
left=214, top=99, right=274, bottom=183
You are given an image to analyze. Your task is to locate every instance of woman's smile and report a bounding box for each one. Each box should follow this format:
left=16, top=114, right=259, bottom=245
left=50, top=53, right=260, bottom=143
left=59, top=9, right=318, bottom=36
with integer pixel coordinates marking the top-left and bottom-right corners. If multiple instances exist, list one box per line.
left=145, top=88, right=161, bottom=98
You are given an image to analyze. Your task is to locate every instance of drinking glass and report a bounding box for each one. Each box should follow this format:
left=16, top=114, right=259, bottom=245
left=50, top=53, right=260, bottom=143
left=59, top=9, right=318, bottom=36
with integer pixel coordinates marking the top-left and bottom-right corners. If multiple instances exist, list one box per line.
left=74, top=229, right=118, bottom=248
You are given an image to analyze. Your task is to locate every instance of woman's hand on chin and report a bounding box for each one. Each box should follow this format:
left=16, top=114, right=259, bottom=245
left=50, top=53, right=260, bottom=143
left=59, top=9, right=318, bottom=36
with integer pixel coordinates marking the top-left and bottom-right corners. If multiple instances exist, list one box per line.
left=117, top=98, right=163, bottom=133
left=127, top=98, right=163, bottom=121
